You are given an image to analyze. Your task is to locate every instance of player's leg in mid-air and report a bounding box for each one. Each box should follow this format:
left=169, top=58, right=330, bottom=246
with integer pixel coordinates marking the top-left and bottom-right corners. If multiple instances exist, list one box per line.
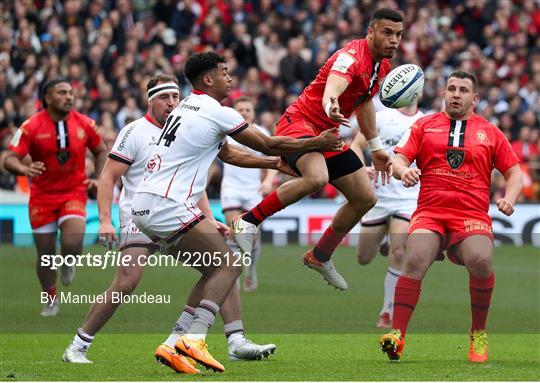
left=450, top=234, right=495, bottom=363
left=380, top=226, right=441, bottom=361
left=224, top=207, right=261, bottom=292
left=302, top=151, right=375, bottom=290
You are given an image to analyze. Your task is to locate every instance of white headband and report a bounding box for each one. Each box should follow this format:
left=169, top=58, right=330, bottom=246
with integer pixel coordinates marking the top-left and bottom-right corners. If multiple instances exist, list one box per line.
left=147, top=82, right=180, bottom=102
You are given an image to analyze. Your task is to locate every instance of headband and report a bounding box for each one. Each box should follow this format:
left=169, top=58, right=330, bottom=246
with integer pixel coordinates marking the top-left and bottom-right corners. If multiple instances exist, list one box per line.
left=147, top=82, right=180, bottom=102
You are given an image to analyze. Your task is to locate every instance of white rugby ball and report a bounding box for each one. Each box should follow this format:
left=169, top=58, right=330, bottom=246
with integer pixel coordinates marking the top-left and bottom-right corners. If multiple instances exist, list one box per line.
left=379, top=64, right=424, bottom=108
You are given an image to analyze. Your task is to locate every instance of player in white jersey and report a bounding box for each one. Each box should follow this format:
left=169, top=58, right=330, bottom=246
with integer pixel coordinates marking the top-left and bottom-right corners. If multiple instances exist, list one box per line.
left=131, top=52, right=342, bottom=373
left=221, top=96, right=277, bottom=292
left=62, top=75, right=282, bottom=370
left=351, top=99, right=424, bottom=328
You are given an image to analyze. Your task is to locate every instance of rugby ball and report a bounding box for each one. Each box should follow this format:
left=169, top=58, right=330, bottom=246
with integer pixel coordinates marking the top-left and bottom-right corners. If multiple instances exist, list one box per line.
left=379, top=64, right=424, bottom=108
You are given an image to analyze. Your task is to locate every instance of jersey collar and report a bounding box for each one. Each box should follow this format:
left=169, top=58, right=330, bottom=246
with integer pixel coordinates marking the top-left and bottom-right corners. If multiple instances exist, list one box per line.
left=145, top=113, right=163, bottom=128
left=192, top=89, right=207, bottom=95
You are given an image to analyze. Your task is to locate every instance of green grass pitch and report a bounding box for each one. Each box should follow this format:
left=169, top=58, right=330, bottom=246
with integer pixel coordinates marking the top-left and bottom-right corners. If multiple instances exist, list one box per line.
left=1, top=244, right=539, bottom=381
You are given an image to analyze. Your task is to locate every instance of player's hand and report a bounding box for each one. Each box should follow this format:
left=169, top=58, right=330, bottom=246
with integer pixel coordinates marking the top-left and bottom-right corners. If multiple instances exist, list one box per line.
left=496, top=198, right=514, bottom=216
left=371, top=150, right=393, bottom=185
left=401, top=168, right=421, bottom=188
left=213, top=220, right=230, bottom=238
left=24, top=161, right=45, bottom=177
left=84, top=178, right=99, bottom=193
left=316, top=128, right=344, bottom=151
left=274, top=158, right=298, bottom=178
left=98, top=222, right=119, bottom=249
left=327, top=96, right=351, bottom=127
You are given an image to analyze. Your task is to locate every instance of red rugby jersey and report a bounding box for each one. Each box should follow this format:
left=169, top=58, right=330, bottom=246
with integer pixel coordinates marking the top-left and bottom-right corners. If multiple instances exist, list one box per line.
left=289, top=39, right=391, bottom=132
left=9, top=110, right=102, bottom=198
left=394, top=112, right=519, bottom=213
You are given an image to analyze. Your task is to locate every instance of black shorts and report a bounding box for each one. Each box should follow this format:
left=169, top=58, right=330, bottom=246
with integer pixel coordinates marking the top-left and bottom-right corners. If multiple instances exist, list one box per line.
left=281, top=142, right=364, bottom=181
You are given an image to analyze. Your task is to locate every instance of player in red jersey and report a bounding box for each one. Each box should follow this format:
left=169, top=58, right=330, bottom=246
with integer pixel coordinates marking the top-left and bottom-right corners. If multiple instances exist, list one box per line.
left=4, top=78, right=107, bottom=316
left=379, top=71, right=523, bottom=363
left=232, top=9, right=401, bottom=290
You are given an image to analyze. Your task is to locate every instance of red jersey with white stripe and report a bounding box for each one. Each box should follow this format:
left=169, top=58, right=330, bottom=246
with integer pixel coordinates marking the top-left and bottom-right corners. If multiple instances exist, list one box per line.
left=8, top=110, right=102, bottom=199
left=287, top=39, right=391, bottom=132
left=136, top=91, right=248, bottom=204
left=394, top=112, right=519, bottom=213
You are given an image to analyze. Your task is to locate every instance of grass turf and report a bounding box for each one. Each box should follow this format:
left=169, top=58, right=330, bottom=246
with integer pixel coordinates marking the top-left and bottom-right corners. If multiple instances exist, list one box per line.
left=1, top=244, right=539, bottom=380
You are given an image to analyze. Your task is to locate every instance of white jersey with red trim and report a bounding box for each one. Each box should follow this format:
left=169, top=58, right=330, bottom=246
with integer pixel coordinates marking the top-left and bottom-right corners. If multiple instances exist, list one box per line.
left=136, top=91, right=248, bottom=204
left=109, top=115, right=162, bottom=225
left=374, top=107, right=424, bottom=200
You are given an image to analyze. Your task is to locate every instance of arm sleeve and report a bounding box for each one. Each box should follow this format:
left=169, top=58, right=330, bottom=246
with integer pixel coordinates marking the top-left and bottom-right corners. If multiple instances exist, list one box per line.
left=8, top=121, right=31, bottom=157
left=108, top=124, right=137, bottom=165
left=394, top=121, right=422, bottom=162
left=83, top=115, right=103, bottom=150
left=328, top=52, right=358, bottom=83
left=493, top=127, right=520, bottom=173
left=216, top=107, right=249, bottom=137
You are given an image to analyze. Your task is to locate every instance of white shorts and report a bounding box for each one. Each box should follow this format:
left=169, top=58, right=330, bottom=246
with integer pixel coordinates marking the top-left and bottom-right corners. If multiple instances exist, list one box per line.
left=361, top=197, right=417, bottom=226
left=131, top=192, right=205, bottom=248
left=220, top=188, right=261, bottom=213
left=119, top=219, right=160, bottom=251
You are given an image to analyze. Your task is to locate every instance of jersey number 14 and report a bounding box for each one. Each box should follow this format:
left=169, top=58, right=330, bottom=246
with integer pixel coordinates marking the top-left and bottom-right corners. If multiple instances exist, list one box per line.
left=157, top=115, right=181, bottom=147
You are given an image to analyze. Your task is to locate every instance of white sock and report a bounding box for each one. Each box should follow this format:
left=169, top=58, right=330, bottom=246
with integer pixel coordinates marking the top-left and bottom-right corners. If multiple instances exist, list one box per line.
left=224, top=320, right=245, bottom=346
left=164, top=306, right=195, bottom=348
left=73, top=327, right=94, bottom=351
left=381, top=267, right=401, bottom=319
left=186, top=300, right=220, bottom=342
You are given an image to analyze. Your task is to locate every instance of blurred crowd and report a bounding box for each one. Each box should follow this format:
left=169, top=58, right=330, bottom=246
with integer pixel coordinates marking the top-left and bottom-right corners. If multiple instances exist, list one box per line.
left=0, top=0, right=539, bottom=201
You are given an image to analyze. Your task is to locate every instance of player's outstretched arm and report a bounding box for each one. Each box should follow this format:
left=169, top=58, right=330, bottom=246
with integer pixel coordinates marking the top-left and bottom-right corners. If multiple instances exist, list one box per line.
left=496, top=164, right=523, bottom=216
left=218, top=142, right=297, bottom=177
left=97, top=158, right=128, bottom=248
left=3, top=152, right=45, bottom=177
left=231, top=126, right=343, bottom=156
left=322, top=74, right=351, bottom=127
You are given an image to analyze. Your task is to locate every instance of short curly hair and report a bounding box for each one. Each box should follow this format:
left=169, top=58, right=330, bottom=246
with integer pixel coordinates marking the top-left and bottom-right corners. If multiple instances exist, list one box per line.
left=184, top=52, right=226, bottom=87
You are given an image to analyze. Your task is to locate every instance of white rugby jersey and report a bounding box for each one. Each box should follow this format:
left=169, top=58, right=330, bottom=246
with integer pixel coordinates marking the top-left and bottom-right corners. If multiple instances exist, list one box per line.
left=221, top=123, right=269, bottom=193
left=375, top=108, right=424, bottom=200
left=136, top=91, right=248, bottom=204
left=109, top=115, right=162, bottom=225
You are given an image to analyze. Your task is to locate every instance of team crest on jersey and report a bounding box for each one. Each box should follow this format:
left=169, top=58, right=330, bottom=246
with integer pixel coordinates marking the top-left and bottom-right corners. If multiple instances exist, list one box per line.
left=77, top=128, right=86, bottom=140
left=476, top=131, right=487, bottom=142
left=446, top=149, right=464, bottom=169
left=56, top=150, right=70, bottom=164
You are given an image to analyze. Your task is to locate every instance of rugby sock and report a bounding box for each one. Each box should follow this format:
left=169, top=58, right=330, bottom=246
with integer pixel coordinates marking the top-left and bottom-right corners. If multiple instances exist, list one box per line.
left=381, top=267, right=401, bottom=319
left=392, top=276, right=422, bottom=337
left=45, top=284, right=57, bottom=301
left=73, top=327, right=94, bottom=350
left=164, top=306, right=195, bottom=348
left=313, top=225, right=346, bottom=262
left=186, top=300, right=220, bottom=341
left=242, top=191, right=283, bottom=225
left=224, top=320, right=245, bottom=346
left=469, top=272, right=495, bottom=332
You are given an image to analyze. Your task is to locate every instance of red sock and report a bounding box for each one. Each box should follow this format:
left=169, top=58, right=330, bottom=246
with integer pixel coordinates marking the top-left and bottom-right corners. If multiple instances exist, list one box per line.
left=469, top=272, right=494, bottom=332
left=243, top=191, right=284, bottom=225
left=45, top=284, right=57, bottom=301
left=313, top=226, right=346, bottom=262
left=393, top=276, right=422, bottom=337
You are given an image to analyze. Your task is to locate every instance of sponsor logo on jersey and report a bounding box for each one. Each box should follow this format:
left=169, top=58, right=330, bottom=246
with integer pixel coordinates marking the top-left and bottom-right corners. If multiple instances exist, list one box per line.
left=117, top=125, right=135, bottom=152
left=476, top=131, right=487, bottom=142
left=131, top=208, right=150, bottom=216
left=36, top=133, right=51, bottom=140
left=77, top=127, right=86, bottom=140
left=446, top=149, right=465, bottom=169
left=331, top=53, right=355, bottom=73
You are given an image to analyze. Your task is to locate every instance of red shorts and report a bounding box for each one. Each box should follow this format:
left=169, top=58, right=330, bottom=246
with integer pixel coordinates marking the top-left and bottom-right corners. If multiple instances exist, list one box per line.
left=275, top=112, right=348, bottom=159
left=408, top=208, right=494, bottom=265
left=29, top=192, right=87, bottom=230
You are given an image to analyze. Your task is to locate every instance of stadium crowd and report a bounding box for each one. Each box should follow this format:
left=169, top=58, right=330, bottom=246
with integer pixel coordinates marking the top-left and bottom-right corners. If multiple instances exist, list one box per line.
left=0, top=0, right=539, bottom=201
